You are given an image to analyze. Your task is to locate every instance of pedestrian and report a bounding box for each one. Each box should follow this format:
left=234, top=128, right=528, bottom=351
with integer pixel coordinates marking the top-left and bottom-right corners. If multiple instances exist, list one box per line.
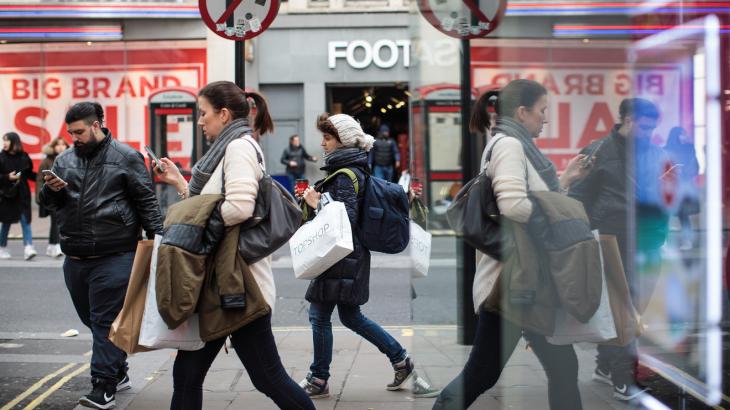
left=664, top=126, right=699, bottom=250
left=368, top=123, right=400, bottom=182
left=39, top=102, right=163, bottom=409
left=0, top=132, right=37, bottom=260
left=280, top=134, right=317, bottom=193
left=570, top=98, right=668, bottom=401
left=36, top=137, right=70, bottom=258
left=299, top=113, right=438, bottom=399
left=153, top=81, right=315, bottom=410
left=433, top=80, right=592, bottom=410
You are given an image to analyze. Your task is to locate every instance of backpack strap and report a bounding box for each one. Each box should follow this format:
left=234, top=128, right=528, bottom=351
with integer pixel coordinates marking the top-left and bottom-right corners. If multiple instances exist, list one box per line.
left=320, top=168, right=359, bottom=194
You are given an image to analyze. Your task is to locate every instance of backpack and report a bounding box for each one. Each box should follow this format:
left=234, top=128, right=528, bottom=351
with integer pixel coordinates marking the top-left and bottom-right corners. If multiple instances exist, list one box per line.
left=322, top=168, right=410, bottom=253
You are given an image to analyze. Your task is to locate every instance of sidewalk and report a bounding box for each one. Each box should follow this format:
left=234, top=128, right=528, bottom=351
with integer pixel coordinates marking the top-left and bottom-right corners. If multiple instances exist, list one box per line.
left=105, top=326, right=631, bottom=410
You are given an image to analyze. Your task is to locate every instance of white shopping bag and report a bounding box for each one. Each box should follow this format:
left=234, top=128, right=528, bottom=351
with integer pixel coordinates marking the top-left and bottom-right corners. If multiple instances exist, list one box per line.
left=407, top=221, right=432, bottom=278
left=290, top=201, right=354, bottom=280
left=138, top=235, right=205, bottom=351
left=547, top=231, right=617, bottom=345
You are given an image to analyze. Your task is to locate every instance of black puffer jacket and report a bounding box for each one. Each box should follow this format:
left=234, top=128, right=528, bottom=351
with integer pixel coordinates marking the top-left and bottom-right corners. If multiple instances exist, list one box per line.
left=38, top=130, right=163, bottom=257
left=0, top=150, right=34, bottom=224
left=305, top=149, right=370, bottom=306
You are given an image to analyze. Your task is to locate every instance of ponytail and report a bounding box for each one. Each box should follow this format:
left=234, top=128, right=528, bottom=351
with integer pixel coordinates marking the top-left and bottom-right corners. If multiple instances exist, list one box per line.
left=245, top=91, right=274, bottom=135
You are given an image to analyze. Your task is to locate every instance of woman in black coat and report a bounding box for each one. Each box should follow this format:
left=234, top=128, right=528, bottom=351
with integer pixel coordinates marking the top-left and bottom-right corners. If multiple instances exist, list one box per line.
left=36, top=137, right=70, bottom=258
left=0, top=132, right=37, bottom=260
left=298, top=113, right=435, bottom=399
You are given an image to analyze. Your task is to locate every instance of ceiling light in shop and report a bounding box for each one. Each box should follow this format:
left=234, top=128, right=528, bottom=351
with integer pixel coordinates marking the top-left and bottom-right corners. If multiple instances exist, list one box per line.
left=365, top=102, right=372, bottom=108
left=387, top=104, right=393, bottom=109
left=86, top=41, right=93, bottom=46
left=380, top=108, right=387, bottom=113
left=365, top=95, right=373, bottom=102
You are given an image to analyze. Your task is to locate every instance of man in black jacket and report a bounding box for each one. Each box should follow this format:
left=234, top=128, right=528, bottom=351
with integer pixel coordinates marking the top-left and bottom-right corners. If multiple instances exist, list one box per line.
left=570, top=98, right=668, bottom=402
left=280, top=134, right=317, bottom=193
left=40, top=102, right=163, bottom=410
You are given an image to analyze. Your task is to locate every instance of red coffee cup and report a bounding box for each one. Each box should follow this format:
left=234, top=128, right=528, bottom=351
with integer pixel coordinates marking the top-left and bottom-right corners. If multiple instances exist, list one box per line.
left=411, top=178, right=423, bottom=194
left=295, top=179, right=309, bottom=197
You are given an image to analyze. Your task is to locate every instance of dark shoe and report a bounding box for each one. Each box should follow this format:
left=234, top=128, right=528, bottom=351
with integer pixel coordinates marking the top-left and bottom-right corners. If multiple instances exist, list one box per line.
left=387, top=356, right=415, bottom=391
left=613, top=383, right=649, bottom=401
left=79, top=381, right=116, bottom=409
left=298, top=373, right=329, bottom=399
left=116, top=372, right=131, bottom=392
left=592, top=366, right=612, bottom=386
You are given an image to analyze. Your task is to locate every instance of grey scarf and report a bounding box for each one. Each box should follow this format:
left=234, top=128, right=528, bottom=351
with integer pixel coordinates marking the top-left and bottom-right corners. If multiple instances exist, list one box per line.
left=492, top=117, right=560, bottom=192
left=188, top=118, right=251, bottom=196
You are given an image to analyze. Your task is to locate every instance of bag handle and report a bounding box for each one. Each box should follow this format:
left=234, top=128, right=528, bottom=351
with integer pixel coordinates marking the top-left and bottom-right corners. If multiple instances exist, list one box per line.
left=319, top=168, right=359, bottom=194
left=482, top=135, right=530, bottom=192
left=221, top=136, right=265, bottom=196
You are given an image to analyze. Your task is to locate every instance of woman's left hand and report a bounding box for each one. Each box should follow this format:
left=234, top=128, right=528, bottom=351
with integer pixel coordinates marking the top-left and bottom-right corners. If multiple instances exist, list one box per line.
left=303, top=186, right=321, bottom=209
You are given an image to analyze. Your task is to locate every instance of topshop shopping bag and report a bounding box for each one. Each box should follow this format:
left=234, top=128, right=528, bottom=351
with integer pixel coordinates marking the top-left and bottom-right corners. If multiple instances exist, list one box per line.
left=138, top=235, right=205, bottom=351
left=109, top=240, right=154, bottom=354
left=407, top=221, right=432, bottom=278
left=290, top=201, right=353, bottom=280
left=548, top=231, right=617, bottom=344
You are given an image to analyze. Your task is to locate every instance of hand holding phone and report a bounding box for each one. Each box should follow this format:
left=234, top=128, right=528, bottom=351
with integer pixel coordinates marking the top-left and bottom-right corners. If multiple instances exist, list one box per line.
left=42, top=169, right=68, bottom=191
left=144, top=146, right=165, bottom=172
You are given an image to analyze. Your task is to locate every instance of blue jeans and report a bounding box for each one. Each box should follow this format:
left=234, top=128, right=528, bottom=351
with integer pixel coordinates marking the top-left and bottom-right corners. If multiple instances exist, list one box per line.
left=373, top=165, right=394, bottom=182
left=308, top=302, right=407, bottom=381
left=64, top=252, right=134, bottom=384
left=0, top=213, right=33, bottom=247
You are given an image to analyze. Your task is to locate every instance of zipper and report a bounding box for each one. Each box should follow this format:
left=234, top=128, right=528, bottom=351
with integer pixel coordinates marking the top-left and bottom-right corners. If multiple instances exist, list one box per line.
left=77, top=158, right=89, bottom=233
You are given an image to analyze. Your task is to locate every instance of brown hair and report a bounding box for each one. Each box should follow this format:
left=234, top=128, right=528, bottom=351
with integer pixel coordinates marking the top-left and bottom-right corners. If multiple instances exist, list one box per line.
left=50, top=137, right=70, bottom=150
left=316, top=113, right=340, bottom=142
left=470, top=89, right=500, bottom=134
left=198, top=81, right=274, bottom=135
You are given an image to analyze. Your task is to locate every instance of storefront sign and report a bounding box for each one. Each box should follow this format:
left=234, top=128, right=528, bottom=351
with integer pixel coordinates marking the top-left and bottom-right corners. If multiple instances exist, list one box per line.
left=199, top=0, right=280, bottom=40
left=328, top=40, right=411, bottom=69
left=417, top=0, right=507, bottom=39
left=0, top=42, right=206, bottom=166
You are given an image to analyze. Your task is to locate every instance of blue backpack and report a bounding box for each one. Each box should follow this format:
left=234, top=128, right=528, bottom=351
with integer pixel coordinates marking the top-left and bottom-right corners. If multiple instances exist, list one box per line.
left=324, top=168, right=410, bottom=253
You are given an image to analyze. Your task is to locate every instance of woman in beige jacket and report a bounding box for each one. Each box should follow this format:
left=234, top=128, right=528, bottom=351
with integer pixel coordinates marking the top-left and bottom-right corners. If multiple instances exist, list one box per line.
left=433, top=80, right=592, bottom=410
left=156, top=81, right=314, bottom=410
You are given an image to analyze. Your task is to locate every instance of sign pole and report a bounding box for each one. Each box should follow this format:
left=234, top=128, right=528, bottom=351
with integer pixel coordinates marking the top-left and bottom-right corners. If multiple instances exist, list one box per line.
left=457, top=37, right=477, bottom=345
left=235, top=40, right=245, bottom=89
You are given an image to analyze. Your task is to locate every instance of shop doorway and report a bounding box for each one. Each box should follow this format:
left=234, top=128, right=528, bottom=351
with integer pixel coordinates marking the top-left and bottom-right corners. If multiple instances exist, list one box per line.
left=326, top=83, right=410, bottom=179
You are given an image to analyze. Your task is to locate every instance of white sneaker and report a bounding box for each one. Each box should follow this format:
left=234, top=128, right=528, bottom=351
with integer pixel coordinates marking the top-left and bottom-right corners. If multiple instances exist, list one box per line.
left=46, top=245, right=55, bottom=257
left=51, top=244, right=64, bottom=258
left=24, top=245, right=37, bottom=261
left=0, top=247, right=10, bottom=259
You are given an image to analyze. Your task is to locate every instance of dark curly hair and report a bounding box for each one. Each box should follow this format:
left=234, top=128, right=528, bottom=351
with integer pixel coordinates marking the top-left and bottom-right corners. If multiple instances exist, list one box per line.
left=316, top=113, right=340, bottom=142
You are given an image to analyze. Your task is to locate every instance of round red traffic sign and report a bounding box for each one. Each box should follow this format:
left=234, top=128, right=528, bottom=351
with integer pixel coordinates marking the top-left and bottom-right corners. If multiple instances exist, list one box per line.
left=199, top=0, right=280, bottom=41
left=417, top=0, right=506, bottom=39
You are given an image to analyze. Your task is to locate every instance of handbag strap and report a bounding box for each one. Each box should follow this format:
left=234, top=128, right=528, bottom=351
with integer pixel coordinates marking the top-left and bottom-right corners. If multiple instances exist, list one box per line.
left=483, top=135, right=530, bottom=192
left=319, top=168, right=359, bottom=194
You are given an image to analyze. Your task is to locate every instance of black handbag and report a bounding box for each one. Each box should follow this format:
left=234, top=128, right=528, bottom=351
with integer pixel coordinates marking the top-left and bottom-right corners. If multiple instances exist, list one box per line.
left=446, top=137, right=509, bottom=260
left=229, top=139, right=303, bottom=264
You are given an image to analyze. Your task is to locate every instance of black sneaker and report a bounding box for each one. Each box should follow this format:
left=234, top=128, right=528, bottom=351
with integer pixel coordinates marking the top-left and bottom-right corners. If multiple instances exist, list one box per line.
left=613, top=383, right=649, bottom=401
left=387, top=356, right=415, bottom=391
left=79, top=381, right=116, bottom=409
left=298, top=373, right=329, bottom=399
left=116, top=372, right=131, bottom=392
left=592, top=366, right=612, bottom=386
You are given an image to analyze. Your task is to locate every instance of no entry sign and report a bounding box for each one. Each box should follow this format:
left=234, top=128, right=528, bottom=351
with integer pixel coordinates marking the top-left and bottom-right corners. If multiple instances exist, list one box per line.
left=417, top=0, right=506, bottom=39
left=199, top=0, right=280, bottom=41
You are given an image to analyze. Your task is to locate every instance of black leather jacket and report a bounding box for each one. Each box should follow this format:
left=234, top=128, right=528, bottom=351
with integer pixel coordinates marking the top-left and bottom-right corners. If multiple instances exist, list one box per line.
left=39, top=130, right=163, bottom=257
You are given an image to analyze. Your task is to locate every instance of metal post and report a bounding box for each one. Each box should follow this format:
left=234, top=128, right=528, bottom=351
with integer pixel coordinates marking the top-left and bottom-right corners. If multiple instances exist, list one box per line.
left=456, top=37, right=477, bottom=345
left=235, top=41, right=245, bottom=89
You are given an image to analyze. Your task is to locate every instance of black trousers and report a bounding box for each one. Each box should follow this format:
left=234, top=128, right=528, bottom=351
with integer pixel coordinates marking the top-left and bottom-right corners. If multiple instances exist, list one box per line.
left=171, top=314, right=315, bottom=410
left=433, top=308, right=582, bottom=410
left=49, top=212, right=59, bottom=244
left=64, top=252, right=134, bottom=385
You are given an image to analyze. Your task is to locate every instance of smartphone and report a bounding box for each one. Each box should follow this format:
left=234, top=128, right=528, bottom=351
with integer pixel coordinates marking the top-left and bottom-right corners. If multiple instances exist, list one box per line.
left=42, top=169, right=67, bottom=186
left=144, top=146, right=165, bottom=172
left=581, top=140, right=604, bottom=168
left=295, top=179, right=309, bottom=197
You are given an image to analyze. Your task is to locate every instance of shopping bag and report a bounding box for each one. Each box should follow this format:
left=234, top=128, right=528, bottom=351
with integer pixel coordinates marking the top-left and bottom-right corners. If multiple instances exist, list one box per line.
left=407, top=221, right=432, bottom=278
left=109, top=240, right=155, bottom=354
left=548, top=231, right=617, bottom=344
left=290, top=201, right=353, bottom=280
left=599, top=234, right=643, bottom=346
left=138, top=235, right=205, bottom=351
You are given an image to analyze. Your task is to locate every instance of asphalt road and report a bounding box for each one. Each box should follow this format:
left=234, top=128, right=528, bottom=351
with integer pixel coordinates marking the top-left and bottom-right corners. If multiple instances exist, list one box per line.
left=0, top=237, right=461, bottom=409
